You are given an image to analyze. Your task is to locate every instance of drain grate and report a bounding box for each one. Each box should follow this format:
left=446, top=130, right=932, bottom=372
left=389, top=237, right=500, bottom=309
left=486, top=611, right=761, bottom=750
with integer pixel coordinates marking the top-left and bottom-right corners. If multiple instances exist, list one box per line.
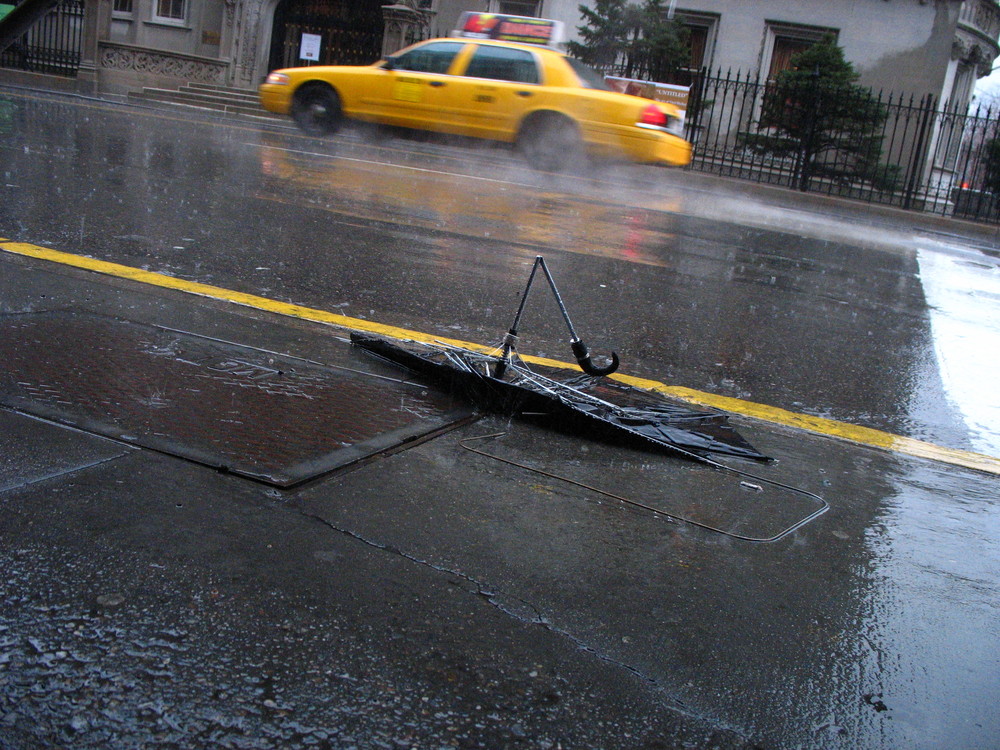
left=0, top=312, right=471, bottom=486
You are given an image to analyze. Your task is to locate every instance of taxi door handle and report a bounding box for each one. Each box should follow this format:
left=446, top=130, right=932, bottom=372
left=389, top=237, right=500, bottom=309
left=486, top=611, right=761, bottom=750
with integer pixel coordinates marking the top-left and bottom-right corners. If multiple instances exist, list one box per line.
left=517, top=90, right=533, bottom=97
left=429, top=80, right=445, bottom=87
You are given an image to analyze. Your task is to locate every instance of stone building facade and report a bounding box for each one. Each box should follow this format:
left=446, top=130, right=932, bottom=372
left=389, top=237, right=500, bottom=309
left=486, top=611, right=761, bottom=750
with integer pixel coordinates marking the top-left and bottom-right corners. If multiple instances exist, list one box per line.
left=3, top=0, right=997, bottom=109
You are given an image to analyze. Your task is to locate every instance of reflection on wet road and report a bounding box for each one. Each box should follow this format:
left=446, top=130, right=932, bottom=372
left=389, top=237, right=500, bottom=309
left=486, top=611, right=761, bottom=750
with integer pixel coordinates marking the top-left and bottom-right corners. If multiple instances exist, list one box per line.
left=1, top=87, right=996, bottom=457
left=256, top=140, right=681, bottom=268
left=862, top=460, right=1000, bottom=749
left=2, top=87, right=998, bottom=456
left=917, top=242, right=1000, bottom=454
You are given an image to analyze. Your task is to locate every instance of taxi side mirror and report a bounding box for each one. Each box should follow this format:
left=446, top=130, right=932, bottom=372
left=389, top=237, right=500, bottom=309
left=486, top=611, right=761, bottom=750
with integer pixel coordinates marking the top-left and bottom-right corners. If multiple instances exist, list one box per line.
left=382, top=57, right=396, bottom=71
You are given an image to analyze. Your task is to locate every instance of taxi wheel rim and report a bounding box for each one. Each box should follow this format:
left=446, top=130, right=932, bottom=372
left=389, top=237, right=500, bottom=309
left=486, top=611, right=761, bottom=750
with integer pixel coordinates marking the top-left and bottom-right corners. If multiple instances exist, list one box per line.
left=293, top=88, right=341, bottom=135
left=520, top=116, right=580, bottom=172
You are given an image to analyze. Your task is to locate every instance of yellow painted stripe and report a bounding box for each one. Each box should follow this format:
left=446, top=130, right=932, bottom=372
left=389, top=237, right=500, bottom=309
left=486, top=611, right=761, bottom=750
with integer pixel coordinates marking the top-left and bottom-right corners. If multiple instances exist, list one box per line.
left=0, top=238, right=497, bottom=348
left=4, top=238, right=1000, bottom=476
left=615, top=379, right=1000, bottom=475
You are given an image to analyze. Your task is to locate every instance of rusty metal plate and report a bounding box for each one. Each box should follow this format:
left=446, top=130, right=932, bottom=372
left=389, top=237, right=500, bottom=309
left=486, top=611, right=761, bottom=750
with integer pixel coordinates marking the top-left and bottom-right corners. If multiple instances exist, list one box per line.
left=0, top=312, right=471, bottom=486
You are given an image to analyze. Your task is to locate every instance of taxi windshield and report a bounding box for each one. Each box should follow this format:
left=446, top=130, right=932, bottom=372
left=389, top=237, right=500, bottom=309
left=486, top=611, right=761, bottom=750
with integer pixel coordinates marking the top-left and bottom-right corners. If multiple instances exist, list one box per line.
left=565, top=57, right=612, bottom=91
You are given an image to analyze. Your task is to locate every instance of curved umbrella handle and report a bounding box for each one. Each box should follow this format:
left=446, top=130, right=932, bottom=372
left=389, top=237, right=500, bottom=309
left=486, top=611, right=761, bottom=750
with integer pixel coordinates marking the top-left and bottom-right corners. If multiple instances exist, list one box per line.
left=571, top=340, right=620, bottom=377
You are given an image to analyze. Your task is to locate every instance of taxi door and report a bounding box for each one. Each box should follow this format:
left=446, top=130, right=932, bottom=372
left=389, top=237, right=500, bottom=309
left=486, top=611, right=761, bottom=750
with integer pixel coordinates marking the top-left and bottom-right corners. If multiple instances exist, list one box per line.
left=441, top=44, right=542, bottom=141
left=357, top=41, right=467, bottom=132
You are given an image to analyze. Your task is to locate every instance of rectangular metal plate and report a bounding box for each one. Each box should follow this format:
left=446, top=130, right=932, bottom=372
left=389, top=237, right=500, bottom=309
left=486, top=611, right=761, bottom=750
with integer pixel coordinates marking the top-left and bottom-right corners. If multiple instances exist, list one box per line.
left=0, top=312, right=471, bottom=487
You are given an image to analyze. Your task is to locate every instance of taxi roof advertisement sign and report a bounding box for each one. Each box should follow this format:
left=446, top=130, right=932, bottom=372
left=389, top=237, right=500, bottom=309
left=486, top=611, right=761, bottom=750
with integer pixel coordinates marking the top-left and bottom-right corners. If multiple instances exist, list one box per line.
left=452, top=12, right=564, bottom=46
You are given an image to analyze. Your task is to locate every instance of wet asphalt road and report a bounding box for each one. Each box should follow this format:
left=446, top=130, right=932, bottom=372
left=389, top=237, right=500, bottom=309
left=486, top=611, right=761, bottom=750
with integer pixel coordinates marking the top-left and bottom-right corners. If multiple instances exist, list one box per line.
left=1, top=85, right=999, bottom=749
left=3, top=85, right=997, bottom=450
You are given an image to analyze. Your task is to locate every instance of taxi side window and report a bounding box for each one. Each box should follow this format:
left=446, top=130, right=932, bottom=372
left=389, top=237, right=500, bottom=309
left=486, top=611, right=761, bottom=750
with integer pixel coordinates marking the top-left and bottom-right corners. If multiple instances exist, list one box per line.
left=464, top=46, right=540, bottom=84
left=392, top=42, right=464, bottom=74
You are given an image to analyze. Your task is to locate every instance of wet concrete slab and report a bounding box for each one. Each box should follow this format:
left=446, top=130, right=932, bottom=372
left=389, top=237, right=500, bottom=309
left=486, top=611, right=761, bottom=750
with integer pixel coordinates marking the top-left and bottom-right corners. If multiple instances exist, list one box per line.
left=0, top=311, right=472, bottom=486
left=460, top=424, right=827, bottom=542
left=0, top=446, right=755, bottom=749
left=293, top=412, right=1000, bottom=749
left=0, top=409, right=131, bottom=492
left=1, top=252, right=998, bottom=750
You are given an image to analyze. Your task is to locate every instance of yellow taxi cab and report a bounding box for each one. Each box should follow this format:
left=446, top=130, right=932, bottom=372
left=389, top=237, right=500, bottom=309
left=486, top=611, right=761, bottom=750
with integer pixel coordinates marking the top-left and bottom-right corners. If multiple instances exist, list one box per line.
left=258, top=14, right=691, bottom=171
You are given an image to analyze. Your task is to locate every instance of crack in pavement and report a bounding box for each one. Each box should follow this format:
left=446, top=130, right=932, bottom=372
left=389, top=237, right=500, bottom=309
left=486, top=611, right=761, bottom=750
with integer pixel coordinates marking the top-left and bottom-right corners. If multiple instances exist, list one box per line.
left=288, top=502, right=752, bottom=743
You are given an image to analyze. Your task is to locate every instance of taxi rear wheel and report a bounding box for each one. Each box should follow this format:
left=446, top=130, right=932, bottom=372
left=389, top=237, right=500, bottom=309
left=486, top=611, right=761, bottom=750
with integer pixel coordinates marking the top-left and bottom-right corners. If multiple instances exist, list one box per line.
left=517, top=113, right=583, bottom=172
left=291, top=84, right=342, bottom=136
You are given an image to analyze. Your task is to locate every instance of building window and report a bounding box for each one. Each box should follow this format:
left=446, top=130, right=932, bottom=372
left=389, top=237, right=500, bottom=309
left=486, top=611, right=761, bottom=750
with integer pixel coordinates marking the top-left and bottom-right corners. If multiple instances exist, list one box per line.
left=154, top=0, right=186, bottom=22
left=763, top=22, right=838, bottom=80
left=113, top=0, right=133, bottom=14
left=687, top=25, right=708, bottom=69
left=950, top=61, right=976, bottom=108
left=673, top=11, right=718, bottom=85
left=491, top=1, right=539, bottom=18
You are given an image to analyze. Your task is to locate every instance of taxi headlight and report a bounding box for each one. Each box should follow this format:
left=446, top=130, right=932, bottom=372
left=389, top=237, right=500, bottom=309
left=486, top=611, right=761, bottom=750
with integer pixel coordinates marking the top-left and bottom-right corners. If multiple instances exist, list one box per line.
left=265, top=72, right=290, bottom=85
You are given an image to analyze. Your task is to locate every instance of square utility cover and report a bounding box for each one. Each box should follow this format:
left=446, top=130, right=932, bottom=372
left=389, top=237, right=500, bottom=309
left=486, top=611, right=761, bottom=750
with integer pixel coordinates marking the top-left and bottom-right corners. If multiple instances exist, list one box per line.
left=0, top=312, right=471, bottom=486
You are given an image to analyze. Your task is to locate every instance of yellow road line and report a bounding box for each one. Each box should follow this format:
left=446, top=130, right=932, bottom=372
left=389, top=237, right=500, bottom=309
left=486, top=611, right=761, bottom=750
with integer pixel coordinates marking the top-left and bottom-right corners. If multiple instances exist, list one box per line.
left=4, top=238, right=999, bottom=476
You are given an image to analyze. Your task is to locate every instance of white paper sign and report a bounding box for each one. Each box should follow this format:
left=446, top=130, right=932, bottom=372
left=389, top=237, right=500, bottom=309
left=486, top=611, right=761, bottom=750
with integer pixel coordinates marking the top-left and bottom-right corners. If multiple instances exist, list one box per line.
left=299, top=33, right=322, bottom=61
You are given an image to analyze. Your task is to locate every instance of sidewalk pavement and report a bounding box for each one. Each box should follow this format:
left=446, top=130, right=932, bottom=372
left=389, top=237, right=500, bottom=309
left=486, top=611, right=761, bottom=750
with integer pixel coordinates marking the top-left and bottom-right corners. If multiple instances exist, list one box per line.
left=2, top=220, right=998, bottom=750
left=1, top=89, right=998, bottom=747
left=0, top=247, right=763, bottom=749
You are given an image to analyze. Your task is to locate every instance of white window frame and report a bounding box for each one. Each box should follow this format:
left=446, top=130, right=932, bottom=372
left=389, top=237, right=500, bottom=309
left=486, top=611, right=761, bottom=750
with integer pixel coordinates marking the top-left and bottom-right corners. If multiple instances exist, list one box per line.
left=152, top=0, right=188, bottom=25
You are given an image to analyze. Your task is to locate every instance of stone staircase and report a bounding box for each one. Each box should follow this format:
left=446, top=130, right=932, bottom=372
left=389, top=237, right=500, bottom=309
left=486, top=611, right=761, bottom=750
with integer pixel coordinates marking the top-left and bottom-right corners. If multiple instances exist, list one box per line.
left=127, top=82, right=282, bottom=120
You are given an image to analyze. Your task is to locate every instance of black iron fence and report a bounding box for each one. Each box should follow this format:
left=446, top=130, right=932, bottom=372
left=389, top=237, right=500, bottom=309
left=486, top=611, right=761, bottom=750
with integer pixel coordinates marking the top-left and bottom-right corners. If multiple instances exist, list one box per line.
left=682, top=68, right=1000, bottom=223
left=4, top=14, right=1000, bottom=223
left=0, top=0, right=84, bottom=77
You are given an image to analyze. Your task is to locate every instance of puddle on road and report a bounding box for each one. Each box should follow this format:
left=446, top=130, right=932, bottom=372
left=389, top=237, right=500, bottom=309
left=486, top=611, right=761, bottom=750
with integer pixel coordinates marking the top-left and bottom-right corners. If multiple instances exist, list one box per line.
left=916, top=244, right=1000, bottom=456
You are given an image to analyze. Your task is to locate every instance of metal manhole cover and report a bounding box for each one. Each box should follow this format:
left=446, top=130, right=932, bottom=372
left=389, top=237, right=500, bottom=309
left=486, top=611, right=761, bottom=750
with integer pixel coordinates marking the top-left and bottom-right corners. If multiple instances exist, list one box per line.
left=0, top=312, right=471, bottom=486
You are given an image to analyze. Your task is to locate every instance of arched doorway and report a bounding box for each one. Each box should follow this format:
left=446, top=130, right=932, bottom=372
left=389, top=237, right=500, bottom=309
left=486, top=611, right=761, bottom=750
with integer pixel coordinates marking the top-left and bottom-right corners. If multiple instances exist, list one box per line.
left=268, top=0, right=384, bottom=71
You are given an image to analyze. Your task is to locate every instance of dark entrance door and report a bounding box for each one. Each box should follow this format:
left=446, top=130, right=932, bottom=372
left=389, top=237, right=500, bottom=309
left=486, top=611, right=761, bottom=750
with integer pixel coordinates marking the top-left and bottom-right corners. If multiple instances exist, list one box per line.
left=269, top=0, right=384, bottom=71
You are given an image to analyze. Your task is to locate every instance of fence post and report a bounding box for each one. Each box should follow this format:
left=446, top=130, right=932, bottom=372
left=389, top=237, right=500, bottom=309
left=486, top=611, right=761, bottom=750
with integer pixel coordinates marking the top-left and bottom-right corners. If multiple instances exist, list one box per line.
left=903, top=94, right=937, bottom=211
left=795, top=67, right=823, bottom=192
left=684, top=66, right=708, bottom=152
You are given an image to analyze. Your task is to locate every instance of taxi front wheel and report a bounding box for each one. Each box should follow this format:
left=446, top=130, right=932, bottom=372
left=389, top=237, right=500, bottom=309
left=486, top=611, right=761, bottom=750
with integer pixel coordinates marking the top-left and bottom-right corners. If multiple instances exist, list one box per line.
left=292, top=84, right=343, bottom=136
left=517, top=114, right=583, bottom=173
